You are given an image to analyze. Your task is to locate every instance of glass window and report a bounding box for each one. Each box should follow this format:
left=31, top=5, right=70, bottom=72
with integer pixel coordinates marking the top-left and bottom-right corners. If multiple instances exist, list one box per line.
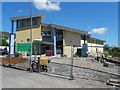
left=101, top=42, right=103, bottom=45
left=81, top=35, right=84, bottom=40
left=33, top=18, right=38, bottom=26
left=27, top=19, right=31, bottom=26
left=91, top=40, right=94, bottom=43
left=88, top=40, right=91, bottom=43
left=22, top=19, right=28, bottom=27
left=42, top=31, right=51, bottom=36
left=17, top=18, right=38, bottom=28
left=57, top=35, right=62, bottom=41
left=98, top=41, right=101, bottom=44
left=17, top=20, right=23, bottom=28
left=96, top=41, right=98, bottom=44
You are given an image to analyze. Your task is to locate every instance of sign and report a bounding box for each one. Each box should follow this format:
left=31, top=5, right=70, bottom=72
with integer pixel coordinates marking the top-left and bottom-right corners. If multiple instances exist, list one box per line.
left=9, top=34, right=15, bottom=55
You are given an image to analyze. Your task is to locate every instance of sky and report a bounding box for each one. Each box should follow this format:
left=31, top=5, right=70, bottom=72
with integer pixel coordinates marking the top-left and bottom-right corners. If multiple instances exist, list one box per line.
left=1, top=2, right=118, bottom=46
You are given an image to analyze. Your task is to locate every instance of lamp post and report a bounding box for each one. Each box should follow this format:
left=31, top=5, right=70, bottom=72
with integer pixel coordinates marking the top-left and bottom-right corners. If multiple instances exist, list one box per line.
left=29, top=0, right=33, bottom=72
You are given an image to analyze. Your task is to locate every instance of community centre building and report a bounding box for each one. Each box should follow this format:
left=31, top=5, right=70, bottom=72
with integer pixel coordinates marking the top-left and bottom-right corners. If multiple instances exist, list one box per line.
left=10, top=15, right=105, bottom=57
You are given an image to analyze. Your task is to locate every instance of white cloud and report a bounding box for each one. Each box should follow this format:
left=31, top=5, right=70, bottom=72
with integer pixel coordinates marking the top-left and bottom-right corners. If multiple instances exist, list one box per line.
left=88, top=27, right=108, bottom=34
left=17, top=9, right=23, bottom=13
left=33, top=0, right=61, bottom=11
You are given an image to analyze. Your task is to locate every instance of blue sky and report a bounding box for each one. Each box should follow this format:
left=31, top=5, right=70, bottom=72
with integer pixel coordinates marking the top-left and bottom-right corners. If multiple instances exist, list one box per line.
left=1, top=2, right=118, bottom=46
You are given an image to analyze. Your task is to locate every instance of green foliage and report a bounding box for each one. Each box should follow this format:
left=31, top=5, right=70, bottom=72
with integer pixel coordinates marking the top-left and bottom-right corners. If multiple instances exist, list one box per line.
left=103, top=44, right=110, bottom=51
left=104, top=44, right=120, bottom=57
left=0, top=38, right=8, bottom=46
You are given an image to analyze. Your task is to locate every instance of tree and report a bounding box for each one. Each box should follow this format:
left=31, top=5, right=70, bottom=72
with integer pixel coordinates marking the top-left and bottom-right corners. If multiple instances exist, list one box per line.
left=104, top=44, right=110, bottom=51
left=103, top=44, right=120, bottom=57
left=0, top=38, right=8, bottom=46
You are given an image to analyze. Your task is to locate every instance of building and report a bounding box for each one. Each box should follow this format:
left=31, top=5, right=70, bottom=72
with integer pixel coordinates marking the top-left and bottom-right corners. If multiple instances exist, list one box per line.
left=0, top=32, right=11, bottom=45
left=0, top=32, right=10, bottom=39
left=10, top=15, right=105, bottom=57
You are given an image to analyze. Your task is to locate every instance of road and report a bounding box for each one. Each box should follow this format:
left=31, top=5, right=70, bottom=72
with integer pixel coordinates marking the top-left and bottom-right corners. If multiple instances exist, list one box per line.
left=2, top=66, right=113, bottom=88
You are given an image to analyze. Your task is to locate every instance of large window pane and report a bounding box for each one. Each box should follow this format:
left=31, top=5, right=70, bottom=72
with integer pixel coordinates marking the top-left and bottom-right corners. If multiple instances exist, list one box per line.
left=33, top=18, right=38, bottom=26
left=22, top=19, right=27, bottom=27
left=27, top=19, right=31, bottom=26
left=17, top=18, right=38, bottom=28
left=17, top=20, right=22, bottom=28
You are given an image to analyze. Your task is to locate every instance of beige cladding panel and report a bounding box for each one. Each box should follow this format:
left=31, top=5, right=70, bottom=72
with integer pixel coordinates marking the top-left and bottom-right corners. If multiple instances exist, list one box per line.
left=87, top=43, right=104, bottom=55
left=32, top=26, right=42, bottom=41
left=16, top=17, right=42, bottom=43
left=63, top=31, right=81, bottom=46
left=32, top=17, right=42, bottom=41
left=63, top=46, right=78, bottom=57
left=63, top=31, right=81, bottom=57
left=16, top=30, right=30, bottom=43
left=42, top=26, right=50, bottom=31
left=63, top=46, right=72, bottom=57
left=16, top=27, right=41, bottom=43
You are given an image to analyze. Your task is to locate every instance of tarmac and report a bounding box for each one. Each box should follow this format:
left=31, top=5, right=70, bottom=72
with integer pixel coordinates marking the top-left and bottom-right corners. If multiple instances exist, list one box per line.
left=2, top=65, right=113, bottom=88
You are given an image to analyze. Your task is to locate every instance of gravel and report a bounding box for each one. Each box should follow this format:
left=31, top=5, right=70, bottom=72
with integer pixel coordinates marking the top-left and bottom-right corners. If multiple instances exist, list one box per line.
left=47, top=62, right=119, bottom=82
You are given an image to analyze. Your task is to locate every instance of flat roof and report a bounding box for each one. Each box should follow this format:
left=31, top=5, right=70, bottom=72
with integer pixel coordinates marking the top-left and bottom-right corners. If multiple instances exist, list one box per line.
left=90, top=37, right=106, bottom=42
left=42, top=23, right=90, bottom=36
left=10, top=14, right=44, bottom=21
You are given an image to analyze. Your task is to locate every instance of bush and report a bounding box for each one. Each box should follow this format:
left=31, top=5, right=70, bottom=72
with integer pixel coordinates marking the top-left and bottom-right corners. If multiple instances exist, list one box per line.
left=104, top=44, right=120, bottom=57
left=0, top=38, right=8, bottom=46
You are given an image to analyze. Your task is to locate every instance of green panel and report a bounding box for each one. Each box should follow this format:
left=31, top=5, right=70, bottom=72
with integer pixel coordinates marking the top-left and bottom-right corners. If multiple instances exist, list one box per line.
left=82, top=48, right=85, bottom=57
left=16, top=43, right=31, bottom=53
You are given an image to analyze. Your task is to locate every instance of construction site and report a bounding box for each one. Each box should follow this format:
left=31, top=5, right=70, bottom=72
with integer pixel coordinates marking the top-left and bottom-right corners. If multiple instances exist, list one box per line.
left=1, top=2, right=119, bottom=88
left=1, top=45, right=120, bottom=88
left=0, top=14, right=119, bottom=88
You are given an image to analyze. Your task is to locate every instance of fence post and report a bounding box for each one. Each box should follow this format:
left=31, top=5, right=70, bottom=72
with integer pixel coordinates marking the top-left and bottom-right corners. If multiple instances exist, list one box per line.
left=37, top=57, right=40, bottom=72
left=69, top=45, right=74, bottom=80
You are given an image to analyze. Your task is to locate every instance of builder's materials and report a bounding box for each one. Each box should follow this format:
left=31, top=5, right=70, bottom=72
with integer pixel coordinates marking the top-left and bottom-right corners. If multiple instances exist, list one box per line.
left=1, top=57, right=28, bottom=65
left=103, top=61, right=114, bottom=68
left=39, top=55, right=48, bottom=72
left=106, top=79, right=120, bottom=87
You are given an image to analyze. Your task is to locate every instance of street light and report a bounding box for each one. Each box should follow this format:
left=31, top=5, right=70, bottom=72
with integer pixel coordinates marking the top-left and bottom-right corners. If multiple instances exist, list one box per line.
left=29, top=0, right=33, bottom=72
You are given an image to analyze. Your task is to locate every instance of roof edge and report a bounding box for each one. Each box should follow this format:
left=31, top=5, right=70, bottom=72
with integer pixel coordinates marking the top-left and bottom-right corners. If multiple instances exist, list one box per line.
left=90, top=37, right=106, bottom=42
left=42, top=23, right=90, bottom=36
left=10, top=14, right=44, bottom=21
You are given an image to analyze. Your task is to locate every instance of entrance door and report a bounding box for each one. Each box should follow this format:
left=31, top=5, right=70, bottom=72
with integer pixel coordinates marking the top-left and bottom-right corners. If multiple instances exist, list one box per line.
left=41, top=45, right=51, bottom=54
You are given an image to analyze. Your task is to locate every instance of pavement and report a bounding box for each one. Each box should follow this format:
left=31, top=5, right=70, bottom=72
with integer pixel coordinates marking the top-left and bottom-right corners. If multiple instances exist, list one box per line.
left=2, top=65, right=113, bottom=88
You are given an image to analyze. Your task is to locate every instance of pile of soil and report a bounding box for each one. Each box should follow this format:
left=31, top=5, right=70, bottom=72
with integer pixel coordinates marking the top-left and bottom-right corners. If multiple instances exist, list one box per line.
left=1, top=57, right=28, bottom=64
